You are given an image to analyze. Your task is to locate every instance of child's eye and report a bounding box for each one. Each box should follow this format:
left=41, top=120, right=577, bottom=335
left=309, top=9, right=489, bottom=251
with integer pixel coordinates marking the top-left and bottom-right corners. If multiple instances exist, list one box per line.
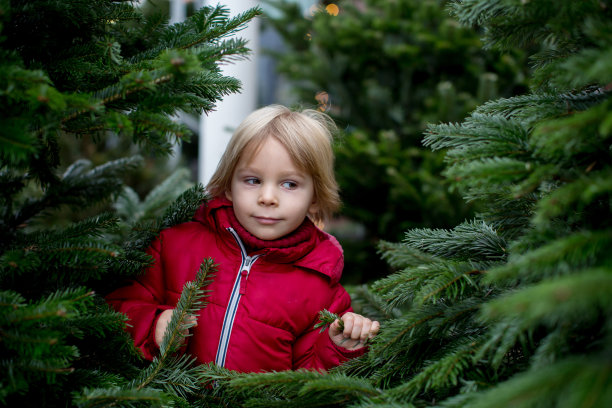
left=245, top=177, right=260, bottom=185
left=281, top=181, right=298, bottom=189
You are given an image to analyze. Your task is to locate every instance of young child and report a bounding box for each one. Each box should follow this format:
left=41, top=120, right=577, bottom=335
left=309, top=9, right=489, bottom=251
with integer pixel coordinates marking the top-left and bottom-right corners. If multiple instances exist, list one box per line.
left=107, top=105, right=380, bottom=373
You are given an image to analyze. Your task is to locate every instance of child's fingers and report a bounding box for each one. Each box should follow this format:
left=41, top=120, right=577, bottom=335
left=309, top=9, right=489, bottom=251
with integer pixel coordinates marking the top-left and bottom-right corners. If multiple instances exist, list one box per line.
left=359, top=319, right=372, bottom=342
left=330, top=313, right=381, bottom=350
left=155, top=309, right=174, bottom=347
left=348, top=316, right=363, bottom=340
left=340, top=312, right=356, bottom=338
left=341, top=313, right=370, bottom=348
left=369, top=320, right=380, bottom=339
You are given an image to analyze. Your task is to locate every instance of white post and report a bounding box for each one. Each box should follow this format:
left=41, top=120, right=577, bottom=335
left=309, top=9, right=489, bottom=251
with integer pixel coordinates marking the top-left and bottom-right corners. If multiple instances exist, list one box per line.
left=198, top=0, right=260, bottom=185
left=169, top=0, right=186, bottom=24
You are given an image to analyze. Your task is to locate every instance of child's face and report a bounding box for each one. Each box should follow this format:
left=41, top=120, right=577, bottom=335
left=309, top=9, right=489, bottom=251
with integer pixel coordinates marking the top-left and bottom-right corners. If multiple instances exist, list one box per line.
left=225, top=137, right=318, bottom=240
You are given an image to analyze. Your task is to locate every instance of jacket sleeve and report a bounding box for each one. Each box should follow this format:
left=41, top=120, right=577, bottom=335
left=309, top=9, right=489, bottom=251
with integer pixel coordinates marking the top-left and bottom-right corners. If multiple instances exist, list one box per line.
left=106, top=236, right=172, bottom=360
left=291, top=284, right=367, bottom=371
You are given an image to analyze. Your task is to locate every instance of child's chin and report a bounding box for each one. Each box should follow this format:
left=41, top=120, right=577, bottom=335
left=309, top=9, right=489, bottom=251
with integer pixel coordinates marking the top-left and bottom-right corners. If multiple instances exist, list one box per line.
left=252, top=229, right=286, bottom=241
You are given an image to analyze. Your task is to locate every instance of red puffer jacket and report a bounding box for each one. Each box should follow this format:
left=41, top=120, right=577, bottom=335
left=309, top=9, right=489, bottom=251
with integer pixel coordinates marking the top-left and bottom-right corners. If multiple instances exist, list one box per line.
left=106, top=197, right=365, bottom=372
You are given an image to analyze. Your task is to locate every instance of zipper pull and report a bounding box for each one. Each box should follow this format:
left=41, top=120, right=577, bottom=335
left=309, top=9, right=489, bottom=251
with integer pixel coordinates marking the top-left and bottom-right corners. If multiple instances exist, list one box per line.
left=239, top=269, right=248, bottom=295
left=239, top=255, right=258, bottom=296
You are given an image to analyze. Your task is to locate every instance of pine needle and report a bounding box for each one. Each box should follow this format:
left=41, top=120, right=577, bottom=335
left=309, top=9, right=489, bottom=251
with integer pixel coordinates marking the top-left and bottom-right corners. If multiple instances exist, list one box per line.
left=314, top=309, right=344, bottom=333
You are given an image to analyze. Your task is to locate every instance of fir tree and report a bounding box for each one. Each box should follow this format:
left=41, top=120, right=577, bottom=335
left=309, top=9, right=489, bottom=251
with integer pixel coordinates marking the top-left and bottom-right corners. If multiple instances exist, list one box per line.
left=195, top=0, right=612, bottom=406
left=0, top=0, right=259, bottom=406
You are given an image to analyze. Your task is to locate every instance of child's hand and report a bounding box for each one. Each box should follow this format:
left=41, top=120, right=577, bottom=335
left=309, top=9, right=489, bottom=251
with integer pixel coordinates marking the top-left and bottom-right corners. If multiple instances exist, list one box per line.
left=154, top=309, right=198, bottom=347
left=328, top=312, right=380, bottom=351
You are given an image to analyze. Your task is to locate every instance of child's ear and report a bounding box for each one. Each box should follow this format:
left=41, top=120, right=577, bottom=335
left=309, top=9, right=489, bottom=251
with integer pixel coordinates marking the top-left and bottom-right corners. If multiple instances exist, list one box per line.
left=225, top=189, right=233, bottom=202
left=308, top=200, right=319, bottom=217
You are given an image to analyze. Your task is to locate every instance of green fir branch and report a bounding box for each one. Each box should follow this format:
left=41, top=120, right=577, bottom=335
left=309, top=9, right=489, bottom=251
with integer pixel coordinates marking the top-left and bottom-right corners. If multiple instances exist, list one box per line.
left=472, top=190, right=536, bottom=238
left=61, top=308, right=131, bottom=341
left=371, top=304, right=447, bottom=362
left=428, top=297, right=486, bottom=340
left=474, top=319, right=531, bottom=370
left=133, top=258, right=217, bottom=390
left=531, top=100, right=612, bottom=164
left=147, top=354, right=208, bottom=400
left=222, top=370, right=382, bottom=407
left=173, top=70, right=243, bottom=110
left=357, top=294, right=489, bottom=390
left=473, top=89, right=609, bottom=123
left=371, top=262, right=486, bottom=311
left=5, top=213, right=119, bottom=258
left=448, top=0, right=518, bottom=28
left=227, top=369, right=324, bottom=401
left=377, top=240, right=440, bottom=269
left=444, top=158, right=533, bottom=200
left=533, top=170, right=612, bottom=227
left=128, top=111, right=192, bottom=145
left=1, top=288, right=96, bottom=394
left=8, top=157, right=142, bottom=230
left=386, top=336, right=483, bottom=401
left=529, top=326, right=572, bottom=370
left=194, top=361, right=244, bottom=392
left=1, top=235, right=123, bottom=288
left=127, top=5, right=260, bottom=63
left=74, top=386, right=168, bottom=408
left=486, top=230, right=612, bottom=285
left=114, top=168, right=194, bottom=225
left=463, top=356, right=612, bottom=408
left=349, top=284, right=400, bottom=322
left=370, top=269, right=418, bottom=306
left=297, top=374, right=382, bottom=405
left=480, top=267, right=612, bottom=328
left=403, top=220, right=507, bottom=262
left=181, top=5, right=262, bottom=46
left=104, top=249, right=154, bottom=280
left=160, top=184, right=209, bottom=230
left=2, top=287, right=95, bottom=326
left=122, top=181, right=207, bottom=253
left=423, top=113, right=529, bottom=153
left=413, top=264, right=485, bottom=307
left=552, top=45, right=612, bottom=89
left=193, top=37, right=252, bottom=67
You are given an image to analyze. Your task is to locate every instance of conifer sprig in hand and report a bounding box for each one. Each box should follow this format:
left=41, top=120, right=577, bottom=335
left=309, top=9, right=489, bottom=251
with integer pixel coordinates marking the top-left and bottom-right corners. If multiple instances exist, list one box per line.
left=314, top=309, right=344, bottom=333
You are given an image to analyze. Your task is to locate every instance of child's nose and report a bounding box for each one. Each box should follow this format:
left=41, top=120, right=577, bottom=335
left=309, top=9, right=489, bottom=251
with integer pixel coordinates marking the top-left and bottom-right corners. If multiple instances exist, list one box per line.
left=258, top=185, right=278, bottom=206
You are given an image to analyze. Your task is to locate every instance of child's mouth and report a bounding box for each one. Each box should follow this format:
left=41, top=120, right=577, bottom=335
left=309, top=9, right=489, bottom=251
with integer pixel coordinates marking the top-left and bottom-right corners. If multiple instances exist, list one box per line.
left=254, top=216, right=281, bottom=225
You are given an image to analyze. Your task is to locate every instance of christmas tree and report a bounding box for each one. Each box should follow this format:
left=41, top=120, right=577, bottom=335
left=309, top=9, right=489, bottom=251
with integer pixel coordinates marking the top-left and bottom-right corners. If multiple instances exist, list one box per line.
left=0, top=0, right=259, bottom=405
left=192, top=0, right=612, bottom=406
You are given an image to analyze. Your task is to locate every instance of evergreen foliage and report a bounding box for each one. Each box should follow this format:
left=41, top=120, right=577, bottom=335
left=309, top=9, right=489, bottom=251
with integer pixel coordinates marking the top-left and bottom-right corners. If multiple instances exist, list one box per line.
left=0, top=0, right=259, bottom=405
left=264, top=0, right=528, bottom=282
left=199, top=0, right=611, bottom=406
left=3, top=0, right=611, bottom=406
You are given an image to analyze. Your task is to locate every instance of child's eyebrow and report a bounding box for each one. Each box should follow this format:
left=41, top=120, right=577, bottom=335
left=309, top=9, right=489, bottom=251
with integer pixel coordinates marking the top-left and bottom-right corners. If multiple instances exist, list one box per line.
left=236, top=166, right=307, bottom=180
left=279, top=172, right=307, bottom=180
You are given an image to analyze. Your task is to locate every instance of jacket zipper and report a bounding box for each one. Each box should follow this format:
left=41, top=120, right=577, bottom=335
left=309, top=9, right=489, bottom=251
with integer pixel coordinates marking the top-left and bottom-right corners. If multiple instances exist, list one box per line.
left=215, top=227, right=260, bottom=367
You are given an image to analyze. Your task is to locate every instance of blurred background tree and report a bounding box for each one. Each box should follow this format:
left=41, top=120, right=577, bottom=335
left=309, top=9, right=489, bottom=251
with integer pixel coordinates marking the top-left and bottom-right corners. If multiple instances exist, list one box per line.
left=0, top=0, right=259, bottom=405
left=264, top=0, right=528, bottom=282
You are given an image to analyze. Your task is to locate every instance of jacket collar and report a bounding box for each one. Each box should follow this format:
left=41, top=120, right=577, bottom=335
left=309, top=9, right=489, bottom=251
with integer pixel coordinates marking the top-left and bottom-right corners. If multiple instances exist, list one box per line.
left=192, top=197, right=343, bottom=284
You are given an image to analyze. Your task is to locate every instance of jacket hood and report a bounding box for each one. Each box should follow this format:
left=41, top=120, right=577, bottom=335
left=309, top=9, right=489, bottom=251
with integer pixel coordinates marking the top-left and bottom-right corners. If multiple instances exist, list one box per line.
left=192, top=197, right=344, bottom=284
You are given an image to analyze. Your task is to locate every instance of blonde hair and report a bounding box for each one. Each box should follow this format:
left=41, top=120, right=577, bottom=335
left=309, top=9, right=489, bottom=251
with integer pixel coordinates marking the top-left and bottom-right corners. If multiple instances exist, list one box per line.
left=206, top=105, right=340, bottom=224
